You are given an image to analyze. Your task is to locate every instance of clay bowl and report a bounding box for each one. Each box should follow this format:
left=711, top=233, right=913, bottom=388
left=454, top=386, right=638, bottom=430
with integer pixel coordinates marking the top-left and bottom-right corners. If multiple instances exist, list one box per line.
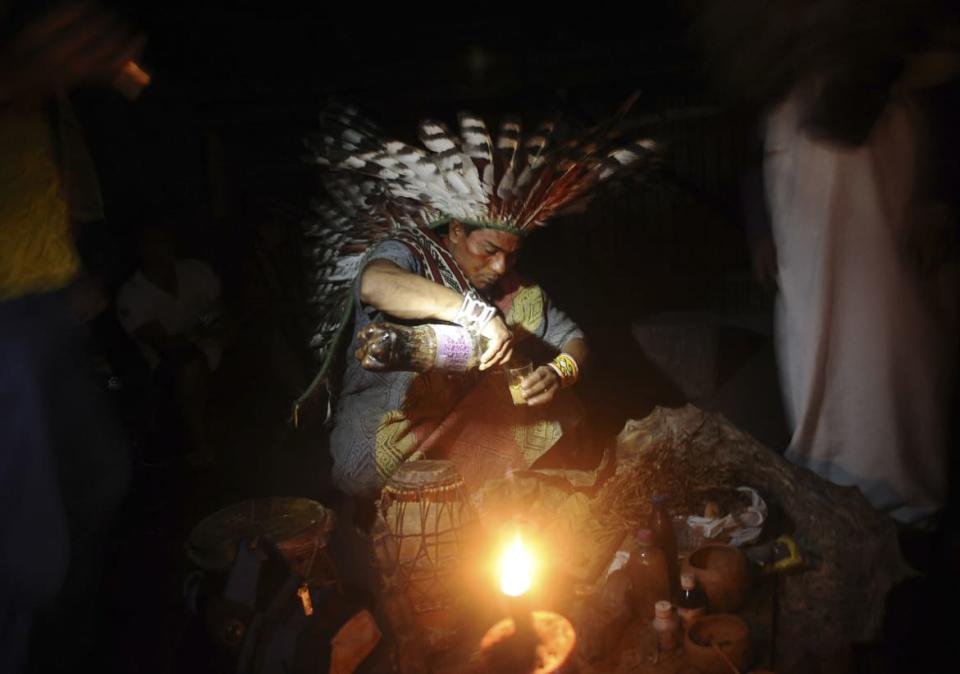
left=682, top=543, right=750, bottom=613
left=684, top=614, right=751, bottom=674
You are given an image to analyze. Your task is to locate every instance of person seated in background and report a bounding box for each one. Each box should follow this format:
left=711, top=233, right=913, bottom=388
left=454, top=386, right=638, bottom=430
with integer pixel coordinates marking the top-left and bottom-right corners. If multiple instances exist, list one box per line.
left=116, top=224, right=227, bottom=466
left=68, top=268, right=153, bottom=453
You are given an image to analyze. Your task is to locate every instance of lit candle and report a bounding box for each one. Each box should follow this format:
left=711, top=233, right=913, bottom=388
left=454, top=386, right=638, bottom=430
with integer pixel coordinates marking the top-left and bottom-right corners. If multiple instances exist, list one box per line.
left=499, top=533, right=534, bottom=597
left=481, top=531, right=576, bottom=674
left=499, top=533, right=535, bottom=645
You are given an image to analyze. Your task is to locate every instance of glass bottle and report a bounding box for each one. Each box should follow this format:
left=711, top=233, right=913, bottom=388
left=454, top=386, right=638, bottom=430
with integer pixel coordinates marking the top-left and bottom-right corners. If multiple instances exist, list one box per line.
left=650, top=493, right=679, bottom=597
left=676, top=572, right=707, bottom=630
left=626, top=528, right=671, bottom=621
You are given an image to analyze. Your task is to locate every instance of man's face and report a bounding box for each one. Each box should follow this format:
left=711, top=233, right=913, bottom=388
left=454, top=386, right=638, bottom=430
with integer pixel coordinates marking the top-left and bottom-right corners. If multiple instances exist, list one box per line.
left=447, top=223, right=521, bottom=290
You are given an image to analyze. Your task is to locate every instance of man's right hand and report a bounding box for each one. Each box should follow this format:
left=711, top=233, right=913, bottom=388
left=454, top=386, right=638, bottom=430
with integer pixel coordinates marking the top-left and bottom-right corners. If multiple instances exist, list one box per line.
left=0, top=2, right=145, bottom=106
left=478, top=315, right=512, bottom=371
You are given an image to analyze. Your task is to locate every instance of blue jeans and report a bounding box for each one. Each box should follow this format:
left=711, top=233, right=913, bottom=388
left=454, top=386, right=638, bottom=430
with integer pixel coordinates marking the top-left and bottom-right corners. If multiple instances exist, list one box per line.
left=0, top=290, right=129, bottom=673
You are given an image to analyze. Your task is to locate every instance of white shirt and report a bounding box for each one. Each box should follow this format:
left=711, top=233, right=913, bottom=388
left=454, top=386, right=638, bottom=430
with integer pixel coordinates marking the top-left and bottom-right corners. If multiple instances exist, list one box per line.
left=117, top=258, right=222, bottom=370
left=765, top=92, right=952, bottom=523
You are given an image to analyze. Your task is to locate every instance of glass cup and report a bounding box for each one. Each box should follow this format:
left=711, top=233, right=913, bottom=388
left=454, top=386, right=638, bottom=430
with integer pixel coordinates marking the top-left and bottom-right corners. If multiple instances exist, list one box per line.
left=673, top=514, right=704, bottom=566
left=506, top=359, right=533, bottom=406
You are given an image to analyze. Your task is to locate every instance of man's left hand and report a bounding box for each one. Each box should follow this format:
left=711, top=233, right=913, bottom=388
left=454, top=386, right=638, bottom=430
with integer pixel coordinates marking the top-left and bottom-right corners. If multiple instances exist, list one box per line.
left=520, top=366, right=560, bottom=406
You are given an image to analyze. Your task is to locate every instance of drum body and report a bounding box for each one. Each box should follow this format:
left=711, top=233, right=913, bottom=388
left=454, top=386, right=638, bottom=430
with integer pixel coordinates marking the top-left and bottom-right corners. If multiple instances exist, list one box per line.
left=375, top=460, right=481, bottom=652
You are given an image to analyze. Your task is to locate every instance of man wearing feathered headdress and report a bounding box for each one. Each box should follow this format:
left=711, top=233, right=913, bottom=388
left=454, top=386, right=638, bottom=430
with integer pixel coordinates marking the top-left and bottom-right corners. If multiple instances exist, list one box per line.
left=298, top=104, right=656, bottom=499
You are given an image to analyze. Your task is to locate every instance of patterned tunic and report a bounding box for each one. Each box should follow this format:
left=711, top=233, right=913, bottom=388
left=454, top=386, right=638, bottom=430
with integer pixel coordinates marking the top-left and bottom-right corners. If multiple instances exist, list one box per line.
left=328, top=237, right=583, bottom=498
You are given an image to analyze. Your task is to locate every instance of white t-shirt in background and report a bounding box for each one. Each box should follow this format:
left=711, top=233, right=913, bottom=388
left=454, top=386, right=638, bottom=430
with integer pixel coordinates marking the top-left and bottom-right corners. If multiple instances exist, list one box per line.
left=117, top=258, right=222, bottom=370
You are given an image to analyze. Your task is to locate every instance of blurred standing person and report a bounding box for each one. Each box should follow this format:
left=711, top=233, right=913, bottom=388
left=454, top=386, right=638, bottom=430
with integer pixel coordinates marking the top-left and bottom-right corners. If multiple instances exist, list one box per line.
left=693, top=0, right=958, bottom=526
left=765, top=66, right=957, bottom=526
left=0, top=2, right=146, bottom=671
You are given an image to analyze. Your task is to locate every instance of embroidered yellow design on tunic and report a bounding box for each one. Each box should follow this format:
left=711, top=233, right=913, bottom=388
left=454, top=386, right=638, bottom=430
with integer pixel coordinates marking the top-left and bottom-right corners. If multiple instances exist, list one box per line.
left=375, top=284, right=555, bottom=481
left=513, top=418, right=564, bottom=465
left=505, top=285, right=545, bottom=339
left=504, top=285, right=559, bottom=462
left=376, top=371, right=471, bottom=479
left=374, top=410, right=418, bottom=481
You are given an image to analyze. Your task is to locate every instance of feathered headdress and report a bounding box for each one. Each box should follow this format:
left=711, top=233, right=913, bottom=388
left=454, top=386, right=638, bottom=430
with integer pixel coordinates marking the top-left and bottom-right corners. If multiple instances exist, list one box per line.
left=294, top=100, right=658, bottom=423
left=306, top=98, right=657, bottom=234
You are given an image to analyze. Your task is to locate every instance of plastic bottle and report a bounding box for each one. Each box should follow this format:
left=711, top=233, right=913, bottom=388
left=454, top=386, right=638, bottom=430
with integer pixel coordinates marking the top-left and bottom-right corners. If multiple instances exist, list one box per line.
left=650, top=493, right=679, bottom=597
left=676, top=572, right=707, bottom=630
left=652, top=600, right=680, bottom=651
left=355, top=322, right=486, bottom=373
left=626, top=528, right=671, bottom=620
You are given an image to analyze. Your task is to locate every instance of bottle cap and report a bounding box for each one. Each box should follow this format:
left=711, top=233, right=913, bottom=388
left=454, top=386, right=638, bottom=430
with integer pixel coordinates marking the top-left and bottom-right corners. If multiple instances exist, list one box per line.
left=636, top=528, right=654, bottom=544
left=652, top=493, right=667, bottom=505
left=681, top=572, right=696, bottom=590
left=654, top=600, right=673, bottom=618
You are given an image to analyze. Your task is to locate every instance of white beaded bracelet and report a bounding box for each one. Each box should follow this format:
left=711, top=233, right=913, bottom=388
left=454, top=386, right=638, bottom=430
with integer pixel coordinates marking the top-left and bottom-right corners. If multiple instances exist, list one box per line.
left=453, top=289, right=498, bottom=334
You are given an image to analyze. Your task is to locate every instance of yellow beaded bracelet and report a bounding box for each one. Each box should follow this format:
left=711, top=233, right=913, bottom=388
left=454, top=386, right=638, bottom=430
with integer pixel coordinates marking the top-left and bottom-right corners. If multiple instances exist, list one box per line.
left=547, top=353, right=579, bottom=388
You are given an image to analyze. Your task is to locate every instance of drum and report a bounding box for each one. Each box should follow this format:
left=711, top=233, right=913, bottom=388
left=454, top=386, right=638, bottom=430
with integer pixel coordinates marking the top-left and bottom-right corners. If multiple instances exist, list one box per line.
left=186, top=496, right=338, bottom=587
left=185, top=498, right=348, bottom=663
left=374, top=460, right=481, bottom=653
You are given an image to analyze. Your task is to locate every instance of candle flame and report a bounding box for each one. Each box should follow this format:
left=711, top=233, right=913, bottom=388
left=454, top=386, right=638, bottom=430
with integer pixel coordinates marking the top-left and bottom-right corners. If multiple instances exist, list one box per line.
left=498, top=533, right=534, bottom=597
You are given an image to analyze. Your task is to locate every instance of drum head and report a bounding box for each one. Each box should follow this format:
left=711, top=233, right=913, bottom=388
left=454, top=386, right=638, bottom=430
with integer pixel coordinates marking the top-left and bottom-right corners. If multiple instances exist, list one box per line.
left=385, top=460, right=463, bottom=492
left=186, top=497, right=335, bottom=571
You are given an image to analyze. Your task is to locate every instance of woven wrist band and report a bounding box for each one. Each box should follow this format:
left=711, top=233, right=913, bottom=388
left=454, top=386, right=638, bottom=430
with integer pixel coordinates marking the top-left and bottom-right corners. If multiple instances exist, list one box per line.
left=547, top=353, right=579, bottom=388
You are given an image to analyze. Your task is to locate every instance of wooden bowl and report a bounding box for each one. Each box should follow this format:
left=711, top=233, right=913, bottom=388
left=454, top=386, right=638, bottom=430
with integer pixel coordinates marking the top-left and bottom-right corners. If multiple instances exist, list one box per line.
left=684, top=614, right=751, bottom=674
left=682, top=543, right=750, bottom=612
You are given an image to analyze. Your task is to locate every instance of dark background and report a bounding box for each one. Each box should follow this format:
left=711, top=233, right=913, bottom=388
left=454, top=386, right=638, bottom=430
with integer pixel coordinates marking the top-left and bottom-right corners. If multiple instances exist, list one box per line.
left=73, top=1, right=771, bottom=418
left=63, top=2, right=790, bottom=453
left=13, top=1, right=959, bottom=672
